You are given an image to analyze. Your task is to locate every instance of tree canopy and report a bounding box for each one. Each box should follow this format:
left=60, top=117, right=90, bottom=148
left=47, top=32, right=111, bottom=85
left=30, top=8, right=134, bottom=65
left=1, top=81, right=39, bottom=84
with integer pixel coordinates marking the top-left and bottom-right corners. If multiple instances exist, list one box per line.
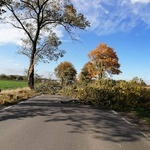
left=79, top=61, right=95, bottom=81
left=55, top=61, right=77, bottom=86
left=2, top=0, right=90, bottom=89
left=88, top=43, right=121, bottom=80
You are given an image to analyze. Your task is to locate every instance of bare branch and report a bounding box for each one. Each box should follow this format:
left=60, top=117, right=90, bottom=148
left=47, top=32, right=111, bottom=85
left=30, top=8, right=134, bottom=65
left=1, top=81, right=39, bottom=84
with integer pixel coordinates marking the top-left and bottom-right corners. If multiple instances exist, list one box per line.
left=5, top=4, right=34, bottom=42
left=21, top=0, right=38, bottom=14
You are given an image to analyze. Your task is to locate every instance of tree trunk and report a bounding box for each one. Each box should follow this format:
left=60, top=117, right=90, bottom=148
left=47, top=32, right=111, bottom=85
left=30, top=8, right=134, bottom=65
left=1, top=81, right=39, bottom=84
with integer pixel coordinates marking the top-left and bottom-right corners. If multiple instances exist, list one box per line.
left=28, top=49, right=35, bottom=90
left=28, top=66, right=34, bottom=90
left=28, top=41, right=37, bottom=90
left=61, top=76, right=64, bottom=87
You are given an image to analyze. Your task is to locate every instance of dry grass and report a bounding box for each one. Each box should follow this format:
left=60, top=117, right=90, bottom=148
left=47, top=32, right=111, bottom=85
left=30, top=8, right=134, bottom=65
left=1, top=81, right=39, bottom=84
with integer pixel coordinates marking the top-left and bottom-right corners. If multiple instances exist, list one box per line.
left=145, top=85, right=150, bottom=89
left=0, top=87, right=37, bottom=106
left=1, top=87, right=30, bottom=94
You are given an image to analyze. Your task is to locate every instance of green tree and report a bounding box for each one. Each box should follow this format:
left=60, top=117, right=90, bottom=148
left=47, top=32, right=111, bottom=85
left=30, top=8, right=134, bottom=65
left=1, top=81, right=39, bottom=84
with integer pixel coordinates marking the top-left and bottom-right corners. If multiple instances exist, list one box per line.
left=8, top=75, right=16, bottom=80
left=16, top=75, right=24, bottom=80
left=0, top=74, right=7, bottom=79
left=55, top=61, right=77, bottom=86
left=3, top=0, right=90, bottom=89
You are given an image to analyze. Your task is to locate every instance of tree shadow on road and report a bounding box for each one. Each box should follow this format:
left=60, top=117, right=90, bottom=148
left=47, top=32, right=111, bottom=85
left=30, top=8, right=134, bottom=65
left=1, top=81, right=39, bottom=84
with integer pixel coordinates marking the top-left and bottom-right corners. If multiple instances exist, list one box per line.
left=0, top=95, right=145, bottom=143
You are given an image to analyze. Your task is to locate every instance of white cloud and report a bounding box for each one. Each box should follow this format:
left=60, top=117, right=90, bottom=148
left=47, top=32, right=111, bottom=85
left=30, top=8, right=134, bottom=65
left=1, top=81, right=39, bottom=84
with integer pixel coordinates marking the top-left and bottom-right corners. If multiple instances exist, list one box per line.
left=73, top=0, right=150, bottom=35
left=39, top=71, right=57, bottom=79
left=0, top=24, right=26, bottom=45
left=0, top=22, right=64, bottom=46
left=53, top=26, right=64, bottom=38
left=131, top=0, right=150, bottom=3
left=0, top=67, right=25, bottom=75
left=0, top=57, right=28, bottom=75
left=0, top=0, right=150, bottom=44
left=0, top=24, right=25, bottom=45
left=8, top=59, right=14, bottom=62
left=14, top=64, right=20, bottom=67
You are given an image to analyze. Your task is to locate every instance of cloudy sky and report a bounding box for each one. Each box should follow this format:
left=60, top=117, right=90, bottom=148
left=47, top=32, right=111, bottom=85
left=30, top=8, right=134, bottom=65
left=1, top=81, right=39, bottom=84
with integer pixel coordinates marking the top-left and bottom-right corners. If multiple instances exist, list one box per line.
left=0, top=0, right=150, bottom=84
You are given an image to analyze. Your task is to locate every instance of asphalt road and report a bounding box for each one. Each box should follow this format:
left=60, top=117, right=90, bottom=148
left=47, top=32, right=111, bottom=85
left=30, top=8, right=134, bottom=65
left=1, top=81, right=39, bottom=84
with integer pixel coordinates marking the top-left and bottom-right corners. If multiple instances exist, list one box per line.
left=0, top=95, right=149, bottom=150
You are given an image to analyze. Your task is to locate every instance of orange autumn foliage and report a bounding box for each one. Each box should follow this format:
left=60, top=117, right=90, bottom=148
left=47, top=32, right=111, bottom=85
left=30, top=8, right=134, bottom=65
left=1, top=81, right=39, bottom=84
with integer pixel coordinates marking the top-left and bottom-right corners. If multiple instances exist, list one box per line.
left=88, top=43, right=121, bottom=79
left=55, top=61, right=77, bottom=86
left=79, top=61, right=95, bottom=81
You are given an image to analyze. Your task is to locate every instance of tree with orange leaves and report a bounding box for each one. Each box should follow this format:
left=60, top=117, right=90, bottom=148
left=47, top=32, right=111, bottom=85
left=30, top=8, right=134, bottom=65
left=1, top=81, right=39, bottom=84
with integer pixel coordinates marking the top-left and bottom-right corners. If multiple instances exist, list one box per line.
left=88, top=43, right=121, bottom=80
left=55, top=61, right=77, bottom=86
left=79, top=61, right=95, bottom=81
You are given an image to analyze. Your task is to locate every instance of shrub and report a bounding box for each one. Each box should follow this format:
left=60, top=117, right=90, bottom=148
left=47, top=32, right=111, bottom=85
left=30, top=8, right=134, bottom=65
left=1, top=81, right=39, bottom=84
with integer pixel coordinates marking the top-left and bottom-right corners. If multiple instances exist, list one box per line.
left=35, top=82, right=61, bottom=95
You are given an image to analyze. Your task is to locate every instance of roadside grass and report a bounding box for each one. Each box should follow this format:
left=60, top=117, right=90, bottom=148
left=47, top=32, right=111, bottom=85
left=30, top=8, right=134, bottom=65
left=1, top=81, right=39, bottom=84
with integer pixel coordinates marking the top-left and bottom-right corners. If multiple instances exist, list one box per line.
left=0, top=80, right=28, bottom=90
left=0, top=80, right=41, bottom=106
left=0, top=87, right=37, bottom=106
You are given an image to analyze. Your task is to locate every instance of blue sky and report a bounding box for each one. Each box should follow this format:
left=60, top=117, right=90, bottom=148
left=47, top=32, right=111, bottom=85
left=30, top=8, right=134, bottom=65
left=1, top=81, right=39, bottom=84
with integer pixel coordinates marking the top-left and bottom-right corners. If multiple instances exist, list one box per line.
left=0, top=0, right=150, bottom=84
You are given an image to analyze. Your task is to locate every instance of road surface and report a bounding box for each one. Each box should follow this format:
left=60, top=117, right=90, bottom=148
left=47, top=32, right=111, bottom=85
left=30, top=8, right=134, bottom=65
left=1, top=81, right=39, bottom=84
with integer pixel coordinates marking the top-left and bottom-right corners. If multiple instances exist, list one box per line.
left=0, top=95, right=150, bottom=150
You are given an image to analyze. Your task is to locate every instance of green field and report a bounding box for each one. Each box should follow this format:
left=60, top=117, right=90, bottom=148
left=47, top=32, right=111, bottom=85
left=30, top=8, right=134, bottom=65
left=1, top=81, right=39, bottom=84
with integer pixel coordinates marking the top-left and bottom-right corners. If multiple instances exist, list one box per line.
left=0, top=80, right=28, bottom=90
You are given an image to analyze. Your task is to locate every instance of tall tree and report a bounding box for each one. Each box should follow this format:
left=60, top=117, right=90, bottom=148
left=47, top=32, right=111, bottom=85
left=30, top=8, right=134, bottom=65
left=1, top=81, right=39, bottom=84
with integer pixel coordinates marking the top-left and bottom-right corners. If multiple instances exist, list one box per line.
left=88, top=43, right=121, bottom=80
left=55, top=61, right=77, bottom=86
left=2, top=0, right=90, bottom=89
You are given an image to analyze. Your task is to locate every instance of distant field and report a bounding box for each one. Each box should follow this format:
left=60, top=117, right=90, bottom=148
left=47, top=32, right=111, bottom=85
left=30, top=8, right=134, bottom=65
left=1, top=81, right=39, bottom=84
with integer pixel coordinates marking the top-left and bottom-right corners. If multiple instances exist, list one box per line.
left=0, top=80, right=28, bottom=90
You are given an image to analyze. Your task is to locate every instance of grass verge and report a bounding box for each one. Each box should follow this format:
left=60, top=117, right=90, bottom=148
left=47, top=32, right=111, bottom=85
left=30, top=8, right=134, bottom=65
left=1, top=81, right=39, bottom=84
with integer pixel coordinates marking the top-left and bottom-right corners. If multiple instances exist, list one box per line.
left=0, top=87, right=37, bottom=106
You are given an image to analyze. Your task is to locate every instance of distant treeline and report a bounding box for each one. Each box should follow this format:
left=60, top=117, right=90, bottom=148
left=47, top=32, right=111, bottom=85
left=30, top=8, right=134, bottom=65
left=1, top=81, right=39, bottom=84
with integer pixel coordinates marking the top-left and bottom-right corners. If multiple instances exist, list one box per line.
left=0, top=74, right=26, bottom=80
left=0, top=74, right=53, bottom=82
